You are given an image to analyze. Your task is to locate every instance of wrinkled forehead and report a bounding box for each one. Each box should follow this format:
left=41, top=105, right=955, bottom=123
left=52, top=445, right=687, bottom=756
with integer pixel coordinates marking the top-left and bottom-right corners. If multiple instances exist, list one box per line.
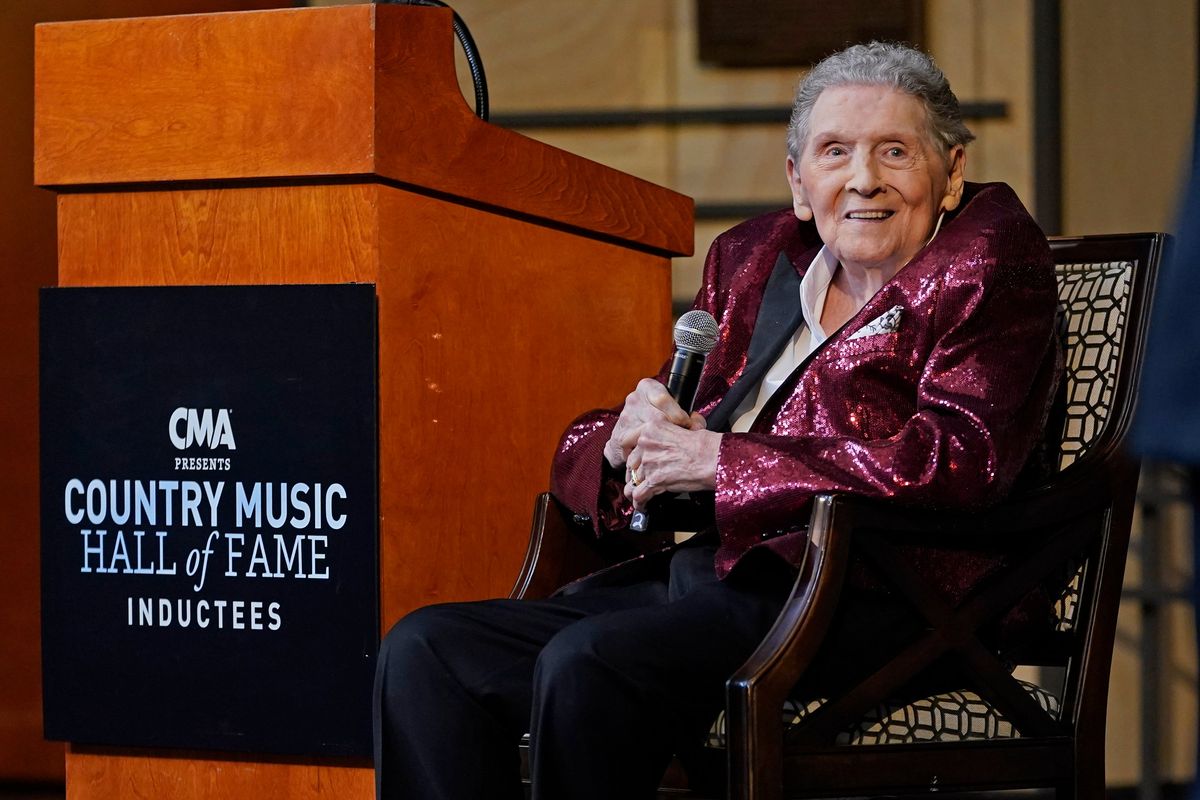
left=802, top=83, right=947, bottom=160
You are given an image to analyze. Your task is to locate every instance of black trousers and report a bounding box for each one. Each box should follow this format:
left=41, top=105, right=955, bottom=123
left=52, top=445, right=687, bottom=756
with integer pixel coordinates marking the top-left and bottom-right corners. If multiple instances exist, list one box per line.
left=373, top=544, right=797, bottom=800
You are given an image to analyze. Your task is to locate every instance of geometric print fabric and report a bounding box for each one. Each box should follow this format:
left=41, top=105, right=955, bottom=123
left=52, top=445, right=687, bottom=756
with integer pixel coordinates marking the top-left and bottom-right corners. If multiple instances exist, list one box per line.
left=1055, top=260, right=1133, bottom=470
left=1050, top=260, right=1135, bottom=631
left=706, top=681, right=1062, bottom=748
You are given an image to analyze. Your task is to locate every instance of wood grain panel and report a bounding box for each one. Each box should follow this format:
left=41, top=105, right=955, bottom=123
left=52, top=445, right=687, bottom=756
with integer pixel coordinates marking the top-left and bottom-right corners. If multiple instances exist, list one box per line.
left=35, top=5, right=694, bottom=257
left=66, top=746, right=373, bottom=800
left=57, top=185, right=379, bottom=287
left=35, top=6, right=376, bottom=185
left=515, top=128, right=675, bottom=190
left=44, top=13, right=689, bottom=795
left=375, top=187, right=672, bottom=623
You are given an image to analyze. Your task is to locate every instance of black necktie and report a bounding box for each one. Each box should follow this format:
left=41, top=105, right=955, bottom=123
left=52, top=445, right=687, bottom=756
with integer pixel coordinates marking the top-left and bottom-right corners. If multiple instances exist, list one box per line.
left=705, top=251, right=806, bottom=432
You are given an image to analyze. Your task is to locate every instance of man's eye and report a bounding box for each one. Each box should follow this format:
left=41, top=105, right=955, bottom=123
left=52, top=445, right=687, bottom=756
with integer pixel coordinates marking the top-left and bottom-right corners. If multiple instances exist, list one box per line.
left=826, top=146, right=845, bottom=156
left=887, top=147, right=905, bottom=157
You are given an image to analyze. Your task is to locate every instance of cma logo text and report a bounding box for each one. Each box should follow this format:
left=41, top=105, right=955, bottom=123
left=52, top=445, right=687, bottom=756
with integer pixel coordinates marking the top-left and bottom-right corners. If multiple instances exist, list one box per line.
left=169, top=408, right=237, bottom=450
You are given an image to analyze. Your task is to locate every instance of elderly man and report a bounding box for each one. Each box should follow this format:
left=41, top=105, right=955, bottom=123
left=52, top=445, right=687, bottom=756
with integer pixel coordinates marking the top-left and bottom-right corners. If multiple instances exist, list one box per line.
left=374, top=41, right=1061, bottom=800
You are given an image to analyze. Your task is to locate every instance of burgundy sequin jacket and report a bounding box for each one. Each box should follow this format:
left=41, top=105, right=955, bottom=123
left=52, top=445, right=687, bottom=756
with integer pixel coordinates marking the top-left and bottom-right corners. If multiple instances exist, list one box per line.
left=550, top=182, right=1062, bottom=605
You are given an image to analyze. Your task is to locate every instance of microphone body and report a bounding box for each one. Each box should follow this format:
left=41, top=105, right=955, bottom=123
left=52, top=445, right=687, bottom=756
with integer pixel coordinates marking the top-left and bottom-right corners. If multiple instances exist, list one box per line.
left=666, top=347, right=706, bottom=413
left=630, top=311, right=718, bottom=532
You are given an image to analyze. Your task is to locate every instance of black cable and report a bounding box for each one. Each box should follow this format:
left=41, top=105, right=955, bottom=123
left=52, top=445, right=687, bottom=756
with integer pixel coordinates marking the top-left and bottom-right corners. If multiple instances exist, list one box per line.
left=377, top=0, right=489, bottom=121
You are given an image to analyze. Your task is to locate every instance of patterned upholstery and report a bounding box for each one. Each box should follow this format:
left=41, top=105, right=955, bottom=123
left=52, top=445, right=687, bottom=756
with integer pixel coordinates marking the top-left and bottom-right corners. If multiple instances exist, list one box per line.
left=1054, top=260, right=1133, bottom=471
left=707, top=680, right=1061, bottom=748
left=1050, top=258, right=1134, bottom=633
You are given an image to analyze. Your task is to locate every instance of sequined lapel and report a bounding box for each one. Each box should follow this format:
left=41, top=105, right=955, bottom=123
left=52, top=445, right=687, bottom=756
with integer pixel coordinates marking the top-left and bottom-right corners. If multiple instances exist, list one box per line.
left=706, top=251, right=805, bottom=431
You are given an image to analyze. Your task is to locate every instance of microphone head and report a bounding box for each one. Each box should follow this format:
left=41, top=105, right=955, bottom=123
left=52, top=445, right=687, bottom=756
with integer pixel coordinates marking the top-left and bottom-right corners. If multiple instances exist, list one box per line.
left=673, top=310, right=719, bottom=355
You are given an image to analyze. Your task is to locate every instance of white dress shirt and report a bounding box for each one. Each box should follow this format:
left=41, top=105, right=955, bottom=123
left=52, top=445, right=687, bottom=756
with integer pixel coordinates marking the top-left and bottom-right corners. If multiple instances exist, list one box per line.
left=729, top=245, right=838, bottom=433
left=727, top=212, right=944, bottom=433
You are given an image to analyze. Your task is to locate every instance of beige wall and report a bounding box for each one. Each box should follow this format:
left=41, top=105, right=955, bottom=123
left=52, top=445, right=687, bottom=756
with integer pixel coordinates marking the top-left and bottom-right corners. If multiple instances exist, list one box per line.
left=433, top=0, right=1038, bottom=306
left=1063, top=0, right=1196, bottom=235
left=317, top=0, right=1198, bottom=788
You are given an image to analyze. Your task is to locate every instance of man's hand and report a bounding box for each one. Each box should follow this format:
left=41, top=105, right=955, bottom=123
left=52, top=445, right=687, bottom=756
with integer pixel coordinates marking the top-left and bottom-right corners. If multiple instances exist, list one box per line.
left=623, top=414, right=721, bottom=509
left=603, top=378, right=692, bottom=469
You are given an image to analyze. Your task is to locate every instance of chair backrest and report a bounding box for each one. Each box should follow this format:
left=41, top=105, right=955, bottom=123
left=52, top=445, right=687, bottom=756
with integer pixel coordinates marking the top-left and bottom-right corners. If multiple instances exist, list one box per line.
left=1043, top=234, right=1165, bottom=634
left=1050, top=233, right=1166, bottom=472
left=1040, top=233, right=1164, bottom=734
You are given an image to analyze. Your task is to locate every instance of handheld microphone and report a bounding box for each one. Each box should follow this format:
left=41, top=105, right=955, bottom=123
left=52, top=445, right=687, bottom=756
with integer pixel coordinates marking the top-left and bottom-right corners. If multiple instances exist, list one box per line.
left=630, top=310, right=719, bottom=532
left=665, top=310, right=719, bottom=413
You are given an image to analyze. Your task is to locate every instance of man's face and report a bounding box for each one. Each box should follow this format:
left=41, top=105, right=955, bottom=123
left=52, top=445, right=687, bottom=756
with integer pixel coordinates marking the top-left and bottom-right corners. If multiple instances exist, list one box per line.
left=787, top=84, right=965, bottom=279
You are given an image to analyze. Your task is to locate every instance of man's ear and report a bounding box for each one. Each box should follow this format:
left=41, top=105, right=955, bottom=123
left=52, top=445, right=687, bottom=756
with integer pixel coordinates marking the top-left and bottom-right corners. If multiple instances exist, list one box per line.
left=939, top=145, right=967, bottom=213
left=786, top=156, right=813, bottom=222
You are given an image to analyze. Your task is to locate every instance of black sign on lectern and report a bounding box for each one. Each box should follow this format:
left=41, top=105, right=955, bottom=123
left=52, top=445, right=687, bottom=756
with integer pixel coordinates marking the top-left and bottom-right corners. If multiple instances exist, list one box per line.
left=40, top=284, right=378, bottom=757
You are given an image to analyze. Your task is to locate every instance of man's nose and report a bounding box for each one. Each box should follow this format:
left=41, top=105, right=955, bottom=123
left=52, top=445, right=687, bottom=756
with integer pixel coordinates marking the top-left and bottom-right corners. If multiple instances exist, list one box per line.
left=846, top=153, right=884, bottom=196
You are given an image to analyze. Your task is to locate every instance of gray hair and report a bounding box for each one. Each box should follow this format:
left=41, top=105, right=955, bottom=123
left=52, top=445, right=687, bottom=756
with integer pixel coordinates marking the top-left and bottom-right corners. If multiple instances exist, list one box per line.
left=786, top=42, right=975, bottom=160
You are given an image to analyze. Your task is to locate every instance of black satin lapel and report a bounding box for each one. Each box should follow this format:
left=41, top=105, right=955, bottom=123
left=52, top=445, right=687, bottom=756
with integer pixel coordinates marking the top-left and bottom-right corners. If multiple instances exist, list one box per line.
left=746, top=307, right=866, bottom=433
left=706, top=251, right=804, bottom=432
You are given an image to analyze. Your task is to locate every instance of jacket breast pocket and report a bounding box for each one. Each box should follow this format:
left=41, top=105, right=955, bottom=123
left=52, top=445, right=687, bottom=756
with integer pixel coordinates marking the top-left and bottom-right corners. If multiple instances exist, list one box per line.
left=819, top=328, right=925, bottom=388
left=828, top=330, right=903, bottom=360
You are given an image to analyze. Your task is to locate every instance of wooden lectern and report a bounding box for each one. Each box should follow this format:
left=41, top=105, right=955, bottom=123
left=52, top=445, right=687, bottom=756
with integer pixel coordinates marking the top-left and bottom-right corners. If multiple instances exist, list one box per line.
left=35, top=5, right=692, bottom=797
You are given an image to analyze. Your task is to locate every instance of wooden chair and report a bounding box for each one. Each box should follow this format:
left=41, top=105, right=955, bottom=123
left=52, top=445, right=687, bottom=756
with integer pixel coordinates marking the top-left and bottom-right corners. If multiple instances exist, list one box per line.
left=512, top=232, right=1166, bottom=800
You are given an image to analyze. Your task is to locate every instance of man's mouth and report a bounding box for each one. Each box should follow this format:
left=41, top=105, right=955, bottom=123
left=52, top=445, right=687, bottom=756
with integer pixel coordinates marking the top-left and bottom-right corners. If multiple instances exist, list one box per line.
left=845, top=210, right=894, bottom=220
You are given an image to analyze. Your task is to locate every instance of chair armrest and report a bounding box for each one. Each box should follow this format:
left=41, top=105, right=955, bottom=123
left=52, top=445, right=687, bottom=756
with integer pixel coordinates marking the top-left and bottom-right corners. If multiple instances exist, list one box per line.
left=721, top=456, right=1139, bottom=800
left=725, top=494, right=853, bottom=800
left=838, top=455, right=1139, bottom=542
left=724, top=455, right=1136, bottom=673
left=723, top=460, right=1134, bottom=711
left=509, top=493, right=674, bottom=600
